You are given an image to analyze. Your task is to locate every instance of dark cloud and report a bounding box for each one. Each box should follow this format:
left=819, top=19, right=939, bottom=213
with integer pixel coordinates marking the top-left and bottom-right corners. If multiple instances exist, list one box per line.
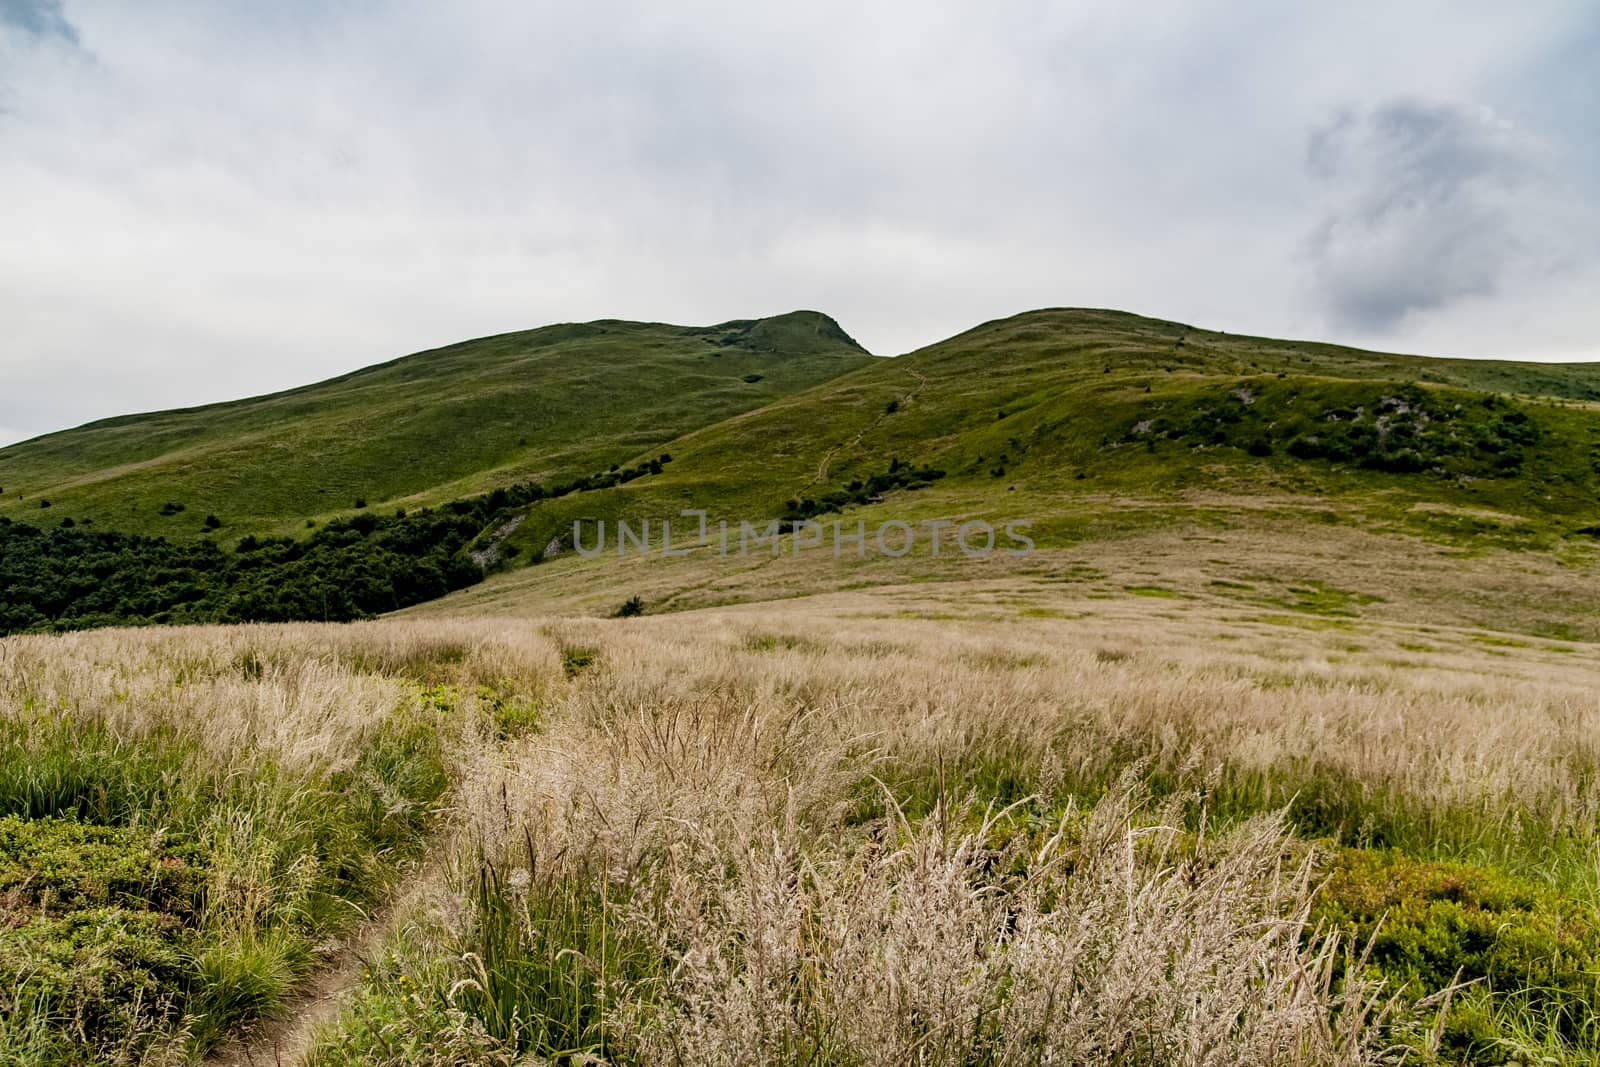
left=1304, top=99, right=1574, bottom=331
left=0, top=0, right=78, bottom=44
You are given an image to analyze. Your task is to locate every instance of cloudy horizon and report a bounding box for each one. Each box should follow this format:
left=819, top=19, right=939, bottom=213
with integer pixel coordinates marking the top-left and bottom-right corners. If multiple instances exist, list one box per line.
left=2, top=0, right=1596, bottom=447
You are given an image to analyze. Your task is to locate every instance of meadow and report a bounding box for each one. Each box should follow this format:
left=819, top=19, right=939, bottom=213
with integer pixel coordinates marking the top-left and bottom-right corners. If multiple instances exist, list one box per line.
left=5, top=581, right=1598, bottom=1066
left=6, top=305, right=1600, bottom=1064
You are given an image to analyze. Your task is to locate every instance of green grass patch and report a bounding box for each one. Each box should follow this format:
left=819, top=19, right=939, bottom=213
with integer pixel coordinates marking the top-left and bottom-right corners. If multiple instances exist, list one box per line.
left=0, top=698, right=452, bottom=1063
left=1123, top=584, right=1181, bottom=598
left=1471, top=633, right=1534, bottom=649
left=1017, top=607, right=1082, bottom=619
left=1247, top=613, right=1358, bottom=631
left=560, top=646, right=598, bottom=678
left=311, top=843, right=663, bottom=1067
left=1260, top=580, right=1386, bottom=617
left=1314, top=848, right=1600, bottom=1064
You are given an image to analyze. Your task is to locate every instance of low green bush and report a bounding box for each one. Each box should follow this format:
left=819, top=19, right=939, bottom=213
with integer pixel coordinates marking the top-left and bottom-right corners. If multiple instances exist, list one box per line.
left=1314, top=848, right=1600, bottom=1062
left=1126, top=380, right=1542, bottom=479
left=0, top=815, right=205, bottom=917
left=0, top=818, right=204, bottom=1064
left=0, top=698, right=453, bottom=1064
left=782, top=457, right=947, bottom=520
left=561, top=647, right=598, bottom=678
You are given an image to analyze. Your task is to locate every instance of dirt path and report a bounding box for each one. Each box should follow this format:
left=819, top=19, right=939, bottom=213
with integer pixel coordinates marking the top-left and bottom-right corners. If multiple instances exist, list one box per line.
left=802, top=367, right=928, bottom=493
left=206, top=949, right=366, bottom=1067
left=205, top=861, right=444, bottom=1067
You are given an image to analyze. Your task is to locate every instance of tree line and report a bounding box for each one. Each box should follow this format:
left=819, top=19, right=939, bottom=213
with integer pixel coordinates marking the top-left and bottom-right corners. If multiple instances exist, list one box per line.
left=0, top=455, right=673, bottom=635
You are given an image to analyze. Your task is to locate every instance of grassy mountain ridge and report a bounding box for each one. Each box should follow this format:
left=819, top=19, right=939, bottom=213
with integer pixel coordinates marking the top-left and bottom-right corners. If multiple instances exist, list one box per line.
left=8, top=305, right=1600, bottom=636
left=483, top=307, right=1600, bottom=571
left=0, top=310, right=871, bottom=539
left=932, top=308, right=1600, bottom=397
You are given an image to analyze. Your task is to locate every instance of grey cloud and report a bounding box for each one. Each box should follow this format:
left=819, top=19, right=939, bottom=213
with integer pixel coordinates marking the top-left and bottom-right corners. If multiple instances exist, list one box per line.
left=0, top=0, right=78, bottom=44
left=1304, top=99, right=1579, bottom=331
left=1, top=3, right=1598, bottom=447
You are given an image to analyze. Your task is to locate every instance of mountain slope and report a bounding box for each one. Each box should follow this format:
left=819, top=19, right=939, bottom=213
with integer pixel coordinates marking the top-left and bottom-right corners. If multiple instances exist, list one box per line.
left=8, top=305, right=1600, bottom=638
left=0, top=310, right=872, bottom=538
left=478, top=307, right=1600, bottom=566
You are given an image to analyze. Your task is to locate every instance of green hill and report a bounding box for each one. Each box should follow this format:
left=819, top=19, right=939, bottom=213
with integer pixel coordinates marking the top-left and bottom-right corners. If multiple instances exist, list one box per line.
left=0, top=310, right=872, bottom=538
left=486, top=307, right=1600, bottom=562
left=8, top=305, right=1600, bottom=637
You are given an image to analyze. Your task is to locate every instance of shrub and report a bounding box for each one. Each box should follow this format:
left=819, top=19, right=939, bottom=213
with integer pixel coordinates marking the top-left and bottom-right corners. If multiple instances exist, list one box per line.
left=0, top=816, right=207, bottom=1060
left=561, top=647, right=598, bottom=677
left=614, top=595, right=646, bottom=618
left=780, top=461, right=947, bottom=521
left=1313, top=848, right=1600, bottom=1056
left=0, top=453, right=679, bottom=637
left=1129, top=380, right=1542, bottom=479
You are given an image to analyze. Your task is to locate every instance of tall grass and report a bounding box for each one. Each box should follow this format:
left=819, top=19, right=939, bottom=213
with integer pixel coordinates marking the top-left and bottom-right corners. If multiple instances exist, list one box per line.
left=7, top=598, right=1600, bottom=1064
left=0, top=621, right=557, bottom=1065
left=416, top=605, right=1600, bottom=1064
left=621, top=781, right=1386, bottom=1066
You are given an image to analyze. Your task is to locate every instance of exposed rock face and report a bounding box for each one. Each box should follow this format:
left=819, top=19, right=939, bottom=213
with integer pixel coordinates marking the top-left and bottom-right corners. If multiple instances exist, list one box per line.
left=469, top=514, right=526, bottom=567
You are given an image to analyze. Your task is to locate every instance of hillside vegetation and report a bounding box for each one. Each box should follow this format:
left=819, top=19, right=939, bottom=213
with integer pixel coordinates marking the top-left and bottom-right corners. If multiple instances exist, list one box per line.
left=7, top=307, right=1600, bottom=638
left=490, top=308, right=1600, bottom=567
left=0, top=454, right=678, bottom=633
left=0, top=311, right=871, bottom=539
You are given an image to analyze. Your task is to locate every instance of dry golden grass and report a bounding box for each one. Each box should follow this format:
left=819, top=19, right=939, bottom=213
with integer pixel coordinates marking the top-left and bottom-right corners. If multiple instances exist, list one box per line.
left=406, top=510, right=1600, bottom=642
left=0, top=620, right=558, bottom=755
left=484, top=591, right=1600, bottom=852
left=7, top=585, right=1600, bottom=1064
left=347, top=589, right=1600, bottom=1064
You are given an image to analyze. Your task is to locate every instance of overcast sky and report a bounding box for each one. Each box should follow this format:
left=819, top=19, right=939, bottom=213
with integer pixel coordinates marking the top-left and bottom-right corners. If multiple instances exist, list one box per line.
left=2, top=1, right=1596, bottom=447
